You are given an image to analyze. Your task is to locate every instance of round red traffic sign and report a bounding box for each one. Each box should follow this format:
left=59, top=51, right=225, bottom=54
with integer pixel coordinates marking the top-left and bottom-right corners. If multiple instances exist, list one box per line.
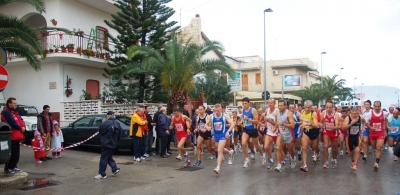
left=0, top=65, right=9, bottom=90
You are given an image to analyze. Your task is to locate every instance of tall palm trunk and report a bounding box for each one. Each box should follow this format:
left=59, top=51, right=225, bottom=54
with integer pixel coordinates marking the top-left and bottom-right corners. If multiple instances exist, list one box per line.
left=167, top=90, right=186, bottom=114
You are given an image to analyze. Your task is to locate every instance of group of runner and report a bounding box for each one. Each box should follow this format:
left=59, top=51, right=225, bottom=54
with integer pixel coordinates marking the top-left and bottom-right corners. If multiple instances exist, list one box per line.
left=169, top=98, right=400, bottom=174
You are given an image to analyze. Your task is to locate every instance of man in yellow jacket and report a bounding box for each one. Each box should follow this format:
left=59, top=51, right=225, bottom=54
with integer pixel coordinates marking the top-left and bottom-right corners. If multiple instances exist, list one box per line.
left=130, top=108, right=148, bottom=162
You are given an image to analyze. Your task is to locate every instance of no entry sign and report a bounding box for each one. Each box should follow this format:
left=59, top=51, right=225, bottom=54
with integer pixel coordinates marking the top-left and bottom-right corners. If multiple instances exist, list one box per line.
left=0, top=65, right=9, bottom=90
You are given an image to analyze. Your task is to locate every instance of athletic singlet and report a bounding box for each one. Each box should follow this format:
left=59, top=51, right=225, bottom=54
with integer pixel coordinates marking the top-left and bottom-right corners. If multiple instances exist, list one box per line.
left=197, top=114, right=208, bottom=131
left=388, top=116, right=400, bottom=135
left=266, top=107, right=278, bottom=136
left=370, top=111, right=385, bottom=133
left=277, top=109, right=291, bottom=138
left=212, top=113, right=226, bottom=135
left=293, top=111, right=300, bottom=133
left=173, top=114, right=187, bottom=132
left=259, top=114, right=265, bottom=131
left=349, top=116, right=361, bottom=135
left=302, top=111, right=314, bottom=130
left=243, top=107, right=256, bottom=130
left=233, top=116, right=240, bottom=131
left=324, top=111, right=337, bottom=131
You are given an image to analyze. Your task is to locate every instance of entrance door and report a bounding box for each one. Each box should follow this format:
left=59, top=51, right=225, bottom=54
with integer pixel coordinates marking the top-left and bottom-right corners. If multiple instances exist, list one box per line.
left=86, top=80, right=99, bottom=99
left=242, top=74, right=248, bottom=91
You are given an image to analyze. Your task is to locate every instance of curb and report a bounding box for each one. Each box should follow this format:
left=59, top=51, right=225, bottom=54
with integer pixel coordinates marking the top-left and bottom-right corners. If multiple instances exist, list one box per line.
left=0, top=172, right=28, bottom=189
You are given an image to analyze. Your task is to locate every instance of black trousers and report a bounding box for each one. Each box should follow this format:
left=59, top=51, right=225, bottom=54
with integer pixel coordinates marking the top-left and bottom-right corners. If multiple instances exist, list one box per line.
left=160, top=136, right=169, bottom=156
left=167, top=135, right=172, bottom=151
left=5, top=140, right=20, bottom=170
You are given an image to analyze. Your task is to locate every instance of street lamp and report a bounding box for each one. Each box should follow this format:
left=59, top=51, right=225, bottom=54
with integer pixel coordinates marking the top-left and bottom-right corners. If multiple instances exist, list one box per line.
left=340, top=67, right=344, bottom=80
left=396, top=91, right=399, bottom=107
left=263, top=8, right=273, bottom=108
left=361, top=83, right=364, bottom=101
left=353, top=77, right=357, bottom=97
left=320, top=52, right=326, bottom=107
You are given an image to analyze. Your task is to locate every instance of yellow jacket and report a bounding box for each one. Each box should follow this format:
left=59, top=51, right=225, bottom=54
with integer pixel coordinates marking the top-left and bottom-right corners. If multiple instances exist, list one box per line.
left=130, top=113, right=147, bottom=137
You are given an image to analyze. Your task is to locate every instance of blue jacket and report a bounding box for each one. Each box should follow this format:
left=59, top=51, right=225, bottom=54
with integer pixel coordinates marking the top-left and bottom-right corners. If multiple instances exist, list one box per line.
left=98, top=117, right=121, bottom=149
left=157, top=113, right=171, bottom=137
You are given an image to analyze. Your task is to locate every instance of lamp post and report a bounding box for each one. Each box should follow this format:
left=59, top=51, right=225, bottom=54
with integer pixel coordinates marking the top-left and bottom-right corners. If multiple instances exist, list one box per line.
left=396, top=91, right=399, bottom=107
left=361, top=83, right=364, bottom=101
left=340, top=67, right=344, bottom=80
left=263, top=8, right=273, bottom=108
left=353, top=77, right=357, bottom=97
left=320, top=52, right=326, bottom=107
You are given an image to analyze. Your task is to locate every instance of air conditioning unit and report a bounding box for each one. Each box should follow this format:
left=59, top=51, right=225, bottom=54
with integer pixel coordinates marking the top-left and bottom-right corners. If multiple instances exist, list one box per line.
left=273, top=70, right=279, bottom=75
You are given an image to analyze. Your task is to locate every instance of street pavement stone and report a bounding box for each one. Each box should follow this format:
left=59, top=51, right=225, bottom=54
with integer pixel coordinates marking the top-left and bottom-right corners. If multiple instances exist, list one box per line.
left=0, top=146, right=399, bottom=195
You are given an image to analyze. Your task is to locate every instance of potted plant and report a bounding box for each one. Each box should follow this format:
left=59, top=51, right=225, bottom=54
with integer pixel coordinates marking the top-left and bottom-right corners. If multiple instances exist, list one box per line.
left=79, top=90, right=92, bottom=100
left=50, top=19, right=57, bottom=26
left=41, top=30, right=49, bottom=36
left=65, top=89, right=73, bottom=97
left=76, top=47, right=82, bottom=54
left=49, top=47, right=54, bottom=53
left=54, top=45, right=59, bottom=52
left=60, top=45, right=67, bottom=53
left=67, top=77, right=72, bottom=86
left=99, top=52, right=105, bottom=59
left=95, top=51, right=100, bottom=58
left=78, top=29, right=84, bottom=37
left=105, top=52, right=110, bottom=60
left=66, top=44, right=74, bottom=53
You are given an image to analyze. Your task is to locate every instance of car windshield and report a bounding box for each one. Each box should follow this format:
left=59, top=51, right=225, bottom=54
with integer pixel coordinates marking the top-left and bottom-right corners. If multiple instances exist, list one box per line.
left=16, top=107, right=39, bottom=116
left=116, top=116, right=131, bottom=126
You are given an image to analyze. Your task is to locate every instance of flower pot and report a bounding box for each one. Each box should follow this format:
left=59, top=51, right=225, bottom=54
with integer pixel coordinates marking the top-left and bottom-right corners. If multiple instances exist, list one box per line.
left=52, top=20, right=57, bottom=26
left=105, top=100, right=111, bottom=103
left=74, top=32, right=79, bottom=36
left=105, top=54, right=110, bottom=60
left=77, top=49, right=82, bottom=54
left=95, top=54, right=100, bottom=58
left=67, top=81, right=71, bottom=86
left=99, top=54, right=105, bottom=59
left=90, top=52, right=95, bottom=57
left=45, top=49, right=49, bottom=54
left=67, top=47, right=74, bottom=53
left=55, top=48, right=59, bottom=52
left=49, top=49, right=54, bottom=53
left=61, top=48, right=67, bottom=53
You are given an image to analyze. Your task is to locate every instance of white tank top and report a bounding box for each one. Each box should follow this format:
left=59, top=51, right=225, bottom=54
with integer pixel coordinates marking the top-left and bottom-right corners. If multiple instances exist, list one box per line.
left=277, top=109, right=291, bottom=137
left=266, top=107, right=278, bottom=136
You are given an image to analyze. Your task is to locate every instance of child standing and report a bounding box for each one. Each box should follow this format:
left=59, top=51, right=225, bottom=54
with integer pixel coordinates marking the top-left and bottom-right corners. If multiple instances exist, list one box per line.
left=51, top=120, right=64, bottom=158
left=32, top=130, right=46, bottom=163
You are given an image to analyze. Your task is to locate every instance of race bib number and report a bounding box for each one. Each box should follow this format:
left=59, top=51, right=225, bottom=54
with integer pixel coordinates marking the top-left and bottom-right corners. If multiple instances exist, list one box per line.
left=304, top=119, right=310, bottom=125
left=279, top=126, right=289, bottom=133
left=175, top=124, right=184, bottom=131
left=214, top=122, right=223, bottom=131
left=199, top=124, right=205, bottom=130
left=244, top=119, right=253, bottom=127
left=350, top=126, right=359, bottom=135
left=325, top=122, right=334, bottom=130
left=390, top=126, right=399, bottom=134
left=373, top=123, right=382, bottom=131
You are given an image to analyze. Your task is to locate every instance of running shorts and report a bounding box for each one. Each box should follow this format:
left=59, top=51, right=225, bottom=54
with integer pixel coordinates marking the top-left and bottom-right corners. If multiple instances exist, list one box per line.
left=294, top=127, right=302, bottom=139
left=362, top=128, right=370, bottom=137
left=323, top=130, right=339, bottom=141
left=389, top=134, right=400, bottom=139
left=304, top=129, right=319, bottom=141
left=213, top=133, right=226, bottom=142
left=199, top=131, right=212, bottom=140
left=370, top=133, right=385, bottom=141
left=281, top=132, right=294, bottom=144
left=339, top=130, right=347, bottom=137
left=244, top=128, right=259, bottom=138
left=176, top=132, right=188, bottom=142
left=267, top=134, right=277, bottom=142
left=233, top=126, right=242, bottom=138
left=346, top=135, right=361, bottom=152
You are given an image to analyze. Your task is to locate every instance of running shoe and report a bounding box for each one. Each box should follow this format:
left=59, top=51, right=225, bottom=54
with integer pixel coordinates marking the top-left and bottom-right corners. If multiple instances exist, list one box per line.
left=281, top=161, right=286, bottom=169
left=229, top=149, right=235, bottom=160
left=183, top=161, right=191, bottom=168
left=339, top=150, right=344, bottom=156
left=323, top=162, right=329, bottom=169
left=94, top=174, right=106, bottom=179
left=228, top=158, right=233, bottom=165
left=373, top=162, right=379, bottom=170
left=176, top=155, right=182, bottom=160
left=143, top=153, right=150, bottom=158
left=209, top=156, right=215, bottom=160
left=332, top=159, right=337, bottom=169
left=239, top=147, right=243, bottom=153
left=300, top=165, right=308, bottom=172
left=243, top=159, right=250, bottom=168
left=134, top=158, right=141, bottom=162
left=274, top=164, right=282, bottom=172
left=362, top=155, right=367, bottom=162
left=290, top=157, right=296, bottom=169
left=313, top=155, right=318, bottom=164
left=13, top=167, right=23, bottom=173
left=184, top=153, right=189, bottom=162
left=213, top=166, right=220, bottom=174
left=394, top=156, right=398, bottom=161
left=284, top=155, right=289, bottom=161
left=351, top=163, right=357, bottom=171
left=267, top=159, right=274, bottom=169
left=316, top=155, right=321, bottom=163
left=193, top=160, right=202, bottom=166
left=384, top=145, right=388, bottom=151
left=112, top=168, right=120, bottom=176
left=250, top=153, right=255, bottom=160
left=261, top=156, right=267, bottom=166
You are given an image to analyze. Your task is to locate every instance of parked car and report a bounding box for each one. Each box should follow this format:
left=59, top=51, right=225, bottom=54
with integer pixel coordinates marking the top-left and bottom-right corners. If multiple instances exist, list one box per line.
left=0, top=103, right=39, bottom=145
left=61, top=115, right=133, bottom=150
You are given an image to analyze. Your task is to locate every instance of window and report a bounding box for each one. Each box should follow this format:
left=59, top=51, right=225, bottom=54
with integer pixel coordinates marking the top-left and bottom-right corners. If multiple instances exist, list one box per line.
left=96, top=26, right=108, bottom=49
left=91, top=116, right=106, bottom=127
left=116, top=116, right=131, bottom=126
left=255, top=73, right=261, bottom=84
left=74, top=117, right=92, bottom=127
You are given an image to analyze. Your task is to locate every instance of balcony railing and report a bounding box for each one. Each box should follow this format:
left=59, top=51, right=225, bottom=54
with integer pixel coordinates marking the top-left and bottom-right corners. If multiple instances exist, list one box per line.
left=7, top=31, right=121, bottom=61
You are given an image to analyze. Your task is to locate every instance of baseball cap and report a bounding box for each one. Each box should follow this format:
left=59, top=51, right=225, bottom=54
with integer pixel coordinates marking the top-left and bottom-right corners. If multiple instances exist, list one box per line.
left=106, top=111, right=114, bottom=115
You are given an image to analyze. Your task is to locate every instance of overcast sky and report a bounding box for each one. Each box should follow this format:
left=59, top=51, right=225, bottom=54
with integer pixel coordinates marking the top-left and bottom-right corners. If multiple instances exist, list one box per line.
left=167, top=0, right=400, bottom=91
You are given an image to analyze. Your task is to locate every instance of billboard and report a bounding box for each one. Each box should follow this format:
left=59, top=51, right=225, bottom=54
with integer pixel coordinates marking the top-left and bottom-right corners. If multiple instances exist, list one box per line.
left=284, top=74, right=301, bottom=87
left=227, top=71, right=241, bottom=92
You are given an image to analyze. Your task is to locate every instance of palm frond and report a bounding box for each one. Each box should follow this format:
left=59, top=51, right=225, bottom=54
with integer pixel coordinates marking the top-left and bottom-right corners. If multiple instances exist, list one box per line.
left=0, top=0, right=46, bottom=14
left=1, top=41, right=41, bottom=70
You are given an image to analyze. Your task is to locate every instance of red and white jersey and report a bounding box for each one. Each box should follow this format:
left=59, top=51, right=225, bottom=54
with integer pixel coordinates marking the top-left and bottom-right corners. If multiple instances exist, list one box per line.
left=369, top=110, right=387, bottom=134
left=323, top=111, right=337, bottom=131
left=266, top=107, right=278, bottom=136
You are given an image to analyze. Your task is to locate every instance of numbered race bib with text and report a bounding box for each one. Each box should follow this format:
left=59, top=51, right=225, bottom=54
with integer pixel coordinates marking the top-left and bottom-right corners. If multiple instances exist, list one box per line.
left=350, top=126, right=359, bottom=135
left=390, top=126, right=399, bottom=135
left=214, top=122, right=223, bottom=131
left=175, top=124, right=184, bottom=131
left=372, top=123, right=382, bottom=131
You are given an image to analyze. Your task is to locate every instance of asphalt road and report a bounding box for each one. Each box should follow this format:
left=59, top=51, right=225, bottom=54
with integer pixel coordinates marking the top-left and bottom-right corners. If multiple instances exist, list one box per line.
left=1, top=145, right=400, bottom=195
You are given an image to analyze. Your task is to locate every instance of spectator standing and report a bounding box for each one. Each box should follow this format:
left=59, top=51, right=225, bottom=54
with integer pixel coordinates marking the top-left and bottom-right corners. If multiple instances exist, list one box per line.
left=130, top=108, right=147, bottom=162
left=94, top=111, right=121, bottom=179
left=152, top=105, right=163, bottom=155
left=157, top=107, right=171, bottom=158
left=37, top=105, right=54, bottom=160
left=32, top=130, right=46, bottom=163
left=142, top=106, right=154, bottom=157
left=50, top=120, right=64, bottom=158
left=1, top=97, right=26, bottom=174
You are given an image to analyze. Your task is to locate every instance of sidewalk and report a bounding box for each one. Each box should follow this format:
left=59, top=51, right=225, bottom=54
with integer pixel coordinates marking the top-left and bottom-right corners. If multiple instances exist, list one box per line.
left=0, top=171, right=28, bottom=189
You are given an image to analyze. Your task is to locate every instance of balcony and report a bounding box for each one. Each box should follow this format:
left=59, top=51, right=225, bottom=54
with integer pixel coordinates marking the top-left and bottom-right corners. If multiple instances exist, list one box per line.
left=7, top=32, right=121, bottom=65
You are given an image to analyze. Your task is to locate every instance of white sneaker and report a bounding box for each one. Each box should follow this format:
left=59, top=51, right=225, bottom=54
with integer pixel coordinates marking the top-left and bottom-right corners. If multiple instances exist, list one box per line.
left=332, top=159, right=337, bottom=169
left=94, top=174, right=106, bottom=179
left=290, top=157, right=296, bottom=169
left=261, top=156, right=267, bottom=166
left=339, top=150, right=344, bottom=156
left=213, top=166, right=220, bottom=174
left=209, top=156, right=215, bottom=160
left=54, top=156, right=59, bottom=159
left=58, top=155, right=62, bottom=158
left=275, top=164, right=282, bottom=172
left=229, top=149, right=234, bottom=160
left=243, top=159, right=250, bottom=168
left=250, top=153, right=255, bottom=160
left=140, top=157, right=146, bottom=160
left=394, top=156, right=398, bottom=161
left=176, top=155, right=182, bottom=160
left=228, top=158, right=233, bottom=165
left=134, top=158, right=141, bottom=162
left=36, top=160, right=42, bottom=164
left=143, top=153, right=150, bottom=158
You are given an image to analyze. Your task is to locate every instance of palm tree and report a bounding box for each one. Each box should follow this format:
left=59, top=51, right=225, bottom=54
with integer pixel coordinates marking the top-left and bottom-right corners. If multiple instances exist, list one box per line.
left=125, top=32, right=235, bottom=113
left=317, top=74, right=346, bottom=99
left=0, top=0, right=70, bottom=70
left=294, top=85, right=326, bottom=105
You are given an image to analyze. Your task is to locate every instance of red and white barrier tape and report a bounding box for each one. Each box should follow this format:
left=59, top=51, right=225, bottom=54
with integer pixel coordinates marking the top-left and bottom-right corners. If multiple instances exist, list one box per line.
left=20, top=132, right=99, bottom=151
